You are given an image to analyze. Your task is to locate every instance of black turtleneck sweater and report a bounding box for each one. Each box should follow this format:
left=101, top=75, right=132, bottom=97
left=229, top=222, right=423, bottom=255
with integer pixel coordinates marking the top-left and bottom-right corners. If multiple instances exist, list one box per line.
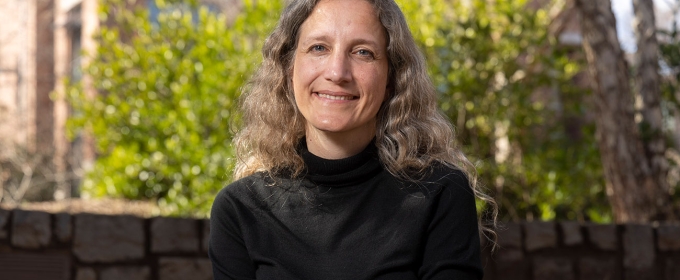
left=209, top=143, right=483, bottom=280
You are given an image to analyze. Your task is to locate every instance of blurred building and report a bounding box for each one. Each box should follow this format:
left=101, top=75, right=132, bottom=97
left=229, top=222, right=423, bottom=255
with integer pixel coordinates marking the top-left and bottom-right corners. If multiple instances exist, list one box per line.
left=0, top=0, right=238, bottom=201
left=0, top=0, right=99, bottom=200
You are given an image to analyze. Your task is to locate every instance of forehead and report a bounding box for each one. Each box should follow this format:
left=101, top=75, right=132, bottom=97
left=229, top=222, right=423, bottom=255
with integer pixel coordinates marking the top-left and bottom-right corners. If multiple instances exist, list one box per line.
left=310, top=0, right=376, bottom=14
left=299, top=0, right=386, bottom=43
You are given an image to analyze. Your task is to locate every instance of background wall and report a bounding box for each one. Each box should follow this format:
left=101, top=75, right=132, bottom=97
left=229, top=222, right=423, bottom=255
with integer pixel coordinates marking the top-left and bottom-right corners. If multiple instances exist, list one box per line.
left=0, top=208, right=679, bottom=280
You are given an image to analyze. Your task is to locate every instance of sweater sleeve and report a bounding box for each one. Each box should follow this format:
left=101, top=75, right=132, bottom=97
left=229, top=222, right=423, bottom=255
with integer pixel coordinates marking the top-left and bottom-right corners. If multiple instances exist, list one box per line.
left=418, top=170, right=484, bottom=280
left=209, top=185, right=257, bottom=280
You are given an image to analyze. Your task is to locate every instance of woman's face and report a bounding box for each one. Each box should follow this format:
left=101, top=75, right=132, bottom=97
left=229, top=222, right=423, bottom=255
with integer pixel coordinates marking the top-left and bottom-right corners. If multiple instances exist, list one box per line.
left=292, top=0, right=389, bottom=138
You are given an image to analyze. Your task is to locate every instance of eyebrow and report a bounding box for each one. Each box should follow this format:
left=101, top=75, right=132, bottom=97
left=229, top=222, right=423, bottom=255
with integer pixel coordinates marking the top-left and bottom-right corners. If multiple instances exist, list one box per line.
left=299, top=34, right=384, bottom=50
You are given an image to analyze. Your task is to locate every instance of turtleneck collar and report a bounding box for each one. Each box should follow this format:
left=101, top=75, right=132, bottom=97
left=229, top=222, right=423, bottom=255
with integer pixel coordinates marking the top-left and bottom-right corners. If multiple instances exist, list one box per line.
left=300, top=140, right=383, bottom=187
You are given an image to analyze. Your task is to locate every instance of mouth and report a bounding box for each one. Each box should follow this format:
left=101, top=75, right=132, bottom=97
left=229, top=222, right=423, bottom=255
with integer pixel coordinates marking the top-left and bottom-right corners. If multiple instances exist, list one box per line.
left=315, top=92, right=357, bottom=101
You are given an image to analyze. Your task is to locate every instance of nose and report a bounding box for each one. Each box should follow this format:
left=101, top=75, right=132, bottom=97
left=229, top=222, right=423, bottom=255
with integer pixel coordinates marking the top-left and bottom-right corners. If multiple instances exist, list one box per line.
left=323, top=52, right=352, bottom=84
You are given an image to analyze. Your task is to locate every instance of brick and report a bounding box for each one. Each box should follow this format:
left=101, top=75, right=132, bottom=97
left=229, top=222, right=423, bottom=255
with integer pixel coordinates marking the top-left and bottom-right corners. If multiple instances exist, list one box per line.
left=497, top=222, right=522, bottom=249
left=0, top=208, right=9, bottom=239
left=75, top=268, right=96, bottom=280
left=481, top=247, right=496, bottom=280
left=0, top=252, right=70, bottom=280
left=495, top=249, right=527, bottom=280
left=657, top=224, right=680, bottom=251
left=73, top=214, right=144, bottom=262
left=578, top=257, right=616, bottom=280
left=625, top=267, right=660, bottom=280
left=11, top=210, right=51, bottom=248
left=586, top=224, right=617, bottom=251
left=666, top=258, right=680, bottom=280
left=101, top=266, right=150, bottom=280
left=202, top=219, right=210, bottom=252
left=560, top=221, right=583, bottom=246
left=159, top=258, right=212, bottom=280
left=623, top=224, right=654, bottom=269
left=524, top=222, right=556, bottom=251
left=496, top=248, right=524, bottom=262
left=533, top=258, right=574, bottom=280
left=151, top=217, right=199, bottom=253
left=54, top=212, right=72, bottom=242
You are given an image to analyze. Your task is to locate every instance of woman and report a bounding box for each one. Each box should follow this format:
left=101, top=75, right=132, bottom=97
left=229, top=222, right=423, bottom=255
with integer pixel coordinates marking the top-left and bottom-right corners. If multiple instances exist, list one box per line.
left=209, top=0, right=496, bottom=279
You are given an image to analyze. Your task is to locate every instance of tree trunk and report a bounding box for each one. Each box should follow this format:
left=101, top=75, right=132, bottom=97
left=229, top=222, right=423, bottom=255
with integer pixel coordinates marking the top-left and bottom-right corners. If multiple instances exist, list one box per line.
left=574, top=0, right=674, bottom=222
left=633, top=0, right=672, bottom=214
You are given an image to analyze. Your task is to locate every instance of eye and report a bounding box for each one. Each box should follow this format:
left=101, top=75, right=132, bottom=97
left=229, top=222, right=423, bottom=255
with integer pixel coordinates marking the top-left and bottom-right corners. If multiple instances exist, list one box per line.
left=309, top=45, right=327, bottom=52
left=355, top=49, right=375, bottom=59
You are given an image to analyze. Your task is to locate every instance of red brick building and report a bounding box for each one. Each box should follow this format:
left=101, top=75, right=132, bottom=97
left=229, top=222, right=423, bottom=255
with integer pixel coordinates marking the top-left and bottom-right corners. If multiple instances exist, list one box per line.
left=0, top=0, right=99, bottom=201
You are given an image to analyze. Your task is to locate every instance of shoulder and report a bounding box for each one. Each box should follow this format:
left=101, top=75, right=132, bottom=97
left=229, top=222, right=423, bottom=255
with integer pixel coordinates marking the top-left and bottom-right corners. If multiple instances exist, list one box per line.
left=425, top=163, right=470, bottom=185
left=213, top=172, right=304, bottom=211
left=416, top=163, right=473, bottom=197
left=212, top=173, right=274, bottom=210
left=216, top=171, right=293, bottom=198
left=416, top=163, right=483, bottom=279
left=215, top=173, right=262, bottom=200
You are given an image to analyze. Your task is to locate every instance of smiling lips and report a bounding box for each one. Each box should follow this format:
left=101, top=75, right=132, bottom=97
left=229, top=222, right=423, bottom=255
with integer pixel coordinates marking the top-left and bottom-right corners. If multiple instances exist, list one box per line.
left=316, top=92, right=358, bottom=101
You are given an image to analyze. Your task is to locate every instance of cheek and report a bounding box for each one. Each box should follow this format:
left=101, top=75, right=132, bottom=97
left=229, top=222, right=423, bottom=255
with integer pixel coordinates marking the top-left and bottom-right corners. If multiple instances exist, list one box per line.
left=368, top=69, right=389, bottom=104
left=292, top=64, right=315, bottom=92
left=291, top=68, right=311, bottom=111
left=291, top=56, right=303, bottom=87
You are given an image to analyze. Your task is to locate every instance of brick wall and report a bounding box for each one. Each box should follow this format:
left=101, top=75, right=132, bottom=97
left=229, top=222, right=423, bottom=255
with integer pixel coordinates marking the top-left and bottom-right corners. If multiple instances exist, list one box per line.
left=1, top=208, right=679, bottom=280
left=483, top=221, right=680, bottom=280
left=0, top=209, right=211, bottom=280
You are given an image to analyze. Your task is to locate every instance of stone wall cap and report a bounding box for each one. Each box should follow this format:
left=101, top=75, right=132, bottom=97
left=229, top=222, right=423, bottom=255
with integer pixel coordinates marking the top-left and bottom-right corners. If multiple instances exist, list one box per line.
left=496, top=222, right=522, bottom=249
left=586, top=223, right=618, bottom=251
left=524, top=221, right=557, bottom=251
left=151, top=217, right=199, bottom=253
left=11, top=210, right=51, bottom=249
left=73, top=214, right=145, bottom=262
left=657, top=223, right=680, bottom=251
left=560, top=221, right=583, bottom=246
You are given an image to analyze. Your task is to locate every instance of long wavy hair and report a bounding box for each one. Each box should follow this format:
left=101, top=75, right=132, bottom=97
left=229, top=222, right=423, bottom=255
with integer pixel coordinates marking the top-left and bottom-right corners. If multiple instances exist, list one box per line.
left=232, top=0, right=496, bottom=242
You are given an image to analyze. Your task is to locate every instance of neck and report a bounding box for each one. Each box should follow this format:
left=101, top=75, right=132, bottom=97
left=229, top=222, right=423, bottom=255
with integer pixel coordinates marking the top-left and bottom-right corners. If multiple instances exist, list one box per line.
left=305, top=125, right=376, bottom=160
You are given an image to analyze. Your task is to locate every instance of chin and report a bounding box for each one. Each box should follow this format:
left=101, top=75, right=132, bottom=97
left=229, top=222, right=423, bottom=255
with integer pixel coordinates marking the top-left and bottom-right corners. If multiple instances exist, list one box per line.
left=307, top=121, right=352, bottom=134
left=313, top=125, right=350, bottom=133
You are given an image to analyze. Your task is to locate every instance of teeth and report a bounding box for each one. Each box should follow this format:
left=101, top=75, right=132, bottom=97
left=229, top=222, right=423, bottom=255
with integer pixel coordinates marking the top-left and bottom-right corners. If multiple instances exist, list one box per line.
left=317, top=93, right=354, bottom=100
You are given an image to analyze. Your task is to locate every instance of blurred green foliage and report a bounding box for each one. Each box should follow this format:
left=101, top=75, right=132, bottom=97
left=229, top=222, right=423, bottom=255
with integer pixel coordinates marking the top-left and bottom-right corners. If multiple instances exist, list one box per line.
left=66, top=0, right=281, bottom=216
left=67, top=0, right=610, bottom=220
left=399, top=0, right=609, bottom=222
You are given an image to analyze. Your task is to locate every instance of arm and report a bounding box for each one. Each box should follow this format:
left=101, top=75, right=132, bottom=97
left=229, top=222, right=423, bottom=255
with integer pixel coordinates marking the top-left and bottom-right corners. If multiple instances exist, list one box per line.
left=209, top=186, right=257, bottom=280
left=418, top=170, right=484, bottom=280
